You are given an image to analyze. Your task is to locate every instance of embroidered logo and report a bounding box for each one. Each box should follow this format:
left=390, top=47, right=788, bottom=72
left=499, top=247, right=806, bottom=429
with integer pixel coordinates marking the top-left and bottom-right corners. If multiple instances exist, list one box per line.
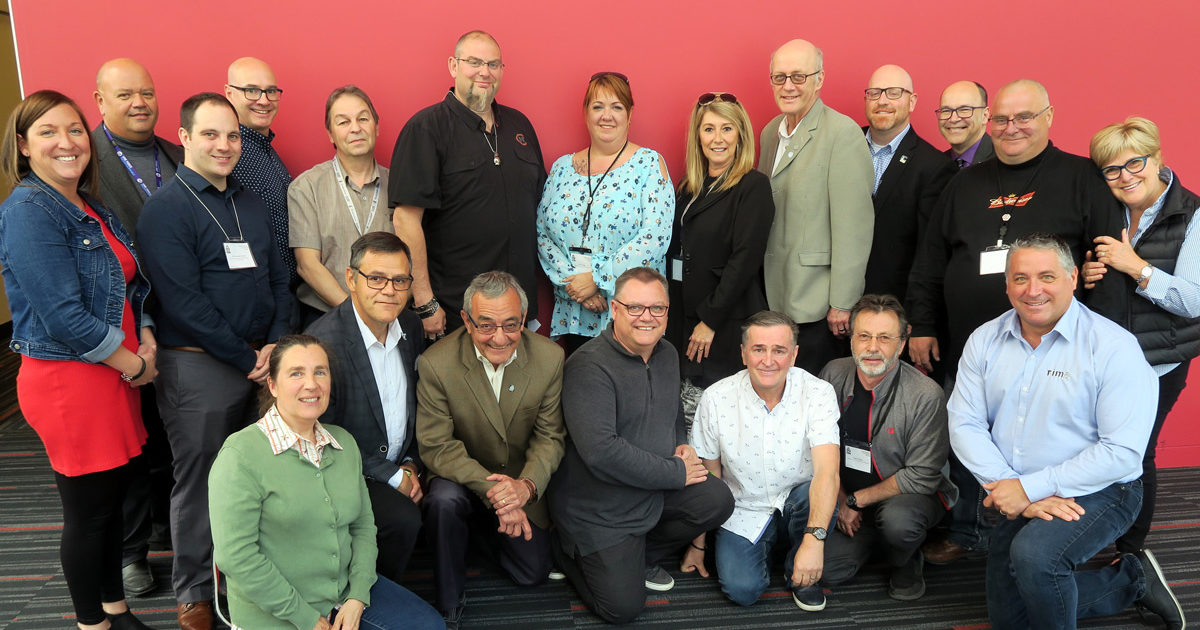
left=514, top=133, right=528, bottom=146
left=989, top=192, right=1036, bottom=208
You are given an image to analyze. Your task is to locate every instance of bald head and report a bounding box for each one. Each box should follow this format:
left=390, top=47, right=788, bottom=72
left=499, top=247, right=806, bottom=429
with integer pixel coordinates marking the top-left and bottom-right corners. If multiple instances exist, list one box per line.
left=769, top=39, right=825, bottom=127
left=869, top=64, right=913, bottom=91
left=991, top=79, right=1053, bottom=165
left=865, top=64, right=916, bottom=144
left=225, top=57, right=280, bottom=134
left=93, top=58, right=158, bottom=142
left=938, top=80, right=989, bottom=153
left=454, top=30, right=500, bottom=57
left=770, top=39, right=822, bottom=75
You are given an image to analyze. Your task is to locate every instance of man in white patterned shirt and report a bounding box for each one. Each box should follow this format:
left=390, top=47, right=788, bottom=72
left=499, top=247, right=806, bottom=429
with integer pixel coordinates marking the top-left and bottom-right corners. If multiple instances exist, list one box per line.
left=685, top=310, right=840, bottom=612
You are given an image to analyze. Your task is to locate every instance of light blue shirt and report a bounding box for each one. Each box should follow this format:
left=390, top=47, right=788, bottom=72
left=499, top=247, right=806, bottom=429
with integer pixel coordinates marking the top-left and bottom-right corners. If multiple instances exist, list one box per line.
left=866, top=124, right=910, bottom=194
left=1126, top=169, right=1200, bottom=374
left=352, top=306, right=409, bottom=489
left=948, top=299, right=1157, bottom=502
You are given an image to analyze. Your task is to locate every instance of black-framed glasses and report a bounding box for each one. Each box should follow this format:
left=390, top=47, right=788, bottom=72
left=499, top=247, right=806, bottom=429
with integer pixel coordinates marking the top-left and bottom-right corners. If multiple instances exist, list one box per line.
left=455, top=57, right=505, bottom=71
left=864, top=87, right=911, bottom=101
left=227, top=84, right=283, bottom=101
left=1100, top=155, right=1151, bottom=181
left=769, top=70, right=821, bottom=86
left=698, top=92, right=738, bottom=106
left=613, top=299, right=668, bottom=318
left=989, top=105, right=1051, bottom=128
left=465, top=311, right=523, bottom=335
left=591, top=71, right=630, bottom=85
left=353, top=268, right=412, bottom=291
left=935, top=105, right=986, bottom=120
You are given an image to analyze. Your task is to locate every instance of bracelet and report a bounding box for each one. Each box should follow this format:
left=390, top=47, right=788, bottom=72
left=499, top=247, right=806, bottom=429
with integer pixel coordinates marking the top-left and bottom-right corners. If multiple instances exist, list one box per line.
left=120, top=355, right=147, bottom=383
left=413, top=297, right=440, bottom=318
left=690, top=543, right=706, bottom=551
left=521, top=477, right=538, bottom=502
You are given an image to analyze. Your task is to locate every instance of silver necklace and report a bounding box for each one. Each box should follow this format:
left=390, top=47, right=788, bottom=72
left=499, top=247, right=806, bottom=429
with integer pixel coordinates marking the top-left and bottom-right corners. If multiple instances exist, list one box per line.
left=482, top=125, right=500, bottom=166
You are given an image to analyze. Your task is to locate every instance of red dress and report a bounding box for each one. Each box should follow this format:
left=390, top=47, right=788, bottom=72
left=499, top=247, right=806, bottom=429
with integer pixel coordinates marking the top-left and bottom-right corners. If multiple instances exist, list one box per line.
left=17, top=204, right=146, bottom=476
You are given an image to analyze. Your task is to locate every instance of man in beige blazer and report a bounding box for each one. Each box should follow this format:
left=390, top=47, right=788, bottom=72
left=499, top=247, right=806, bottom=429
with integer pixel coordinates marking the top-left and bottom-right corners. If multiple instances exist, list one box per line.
left=417, top=271, right=566, bottom=629
left=758, top=39, right=875, bottom=375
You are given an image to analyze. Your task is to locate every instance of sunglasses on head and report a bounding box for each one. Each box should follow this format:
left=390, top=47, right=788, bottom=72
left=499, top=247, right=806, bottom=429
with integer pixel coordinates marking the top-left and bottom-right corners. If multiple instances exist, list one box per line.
left=697, top=92, right=738, bottom=106
left=590, top=71, right=630, bottom=85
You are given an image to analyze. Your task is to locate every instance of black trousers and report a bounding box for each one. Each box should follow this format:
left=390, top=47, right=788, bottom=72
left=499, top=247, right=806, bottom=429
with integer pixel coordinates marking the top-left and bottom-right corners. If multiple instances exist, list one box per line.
left=423, top=477, right=552, bottom=612
left=1117, top=360, right=1190, bottom=552
left=121, top=383, right=173, bottom=566
left=56, top=459, right=136, bottom=624
left=366, top=478, right=422, bottom=584
left=554, top=475, right=734, bottom=624
left=793, top=319, right=847, bottom=376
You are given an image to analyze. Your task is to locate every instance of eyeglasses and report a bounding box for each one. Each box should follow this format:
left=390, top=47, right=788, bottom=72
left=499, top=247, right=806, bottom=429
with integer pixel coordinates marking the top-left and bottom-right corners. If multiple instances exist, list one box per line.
left=864, top=87, right=911, bottom=101
left=227, top=84, right=283, bottom=101
left=989, top=105, right=1051, bottom=128
left=591, top=71, right=630, bottom=85
left=353, top=268, right=413, bottom=291
left=613, top=299, right=668, bottom=318
left=465, top=311, right=523, bottom=335
left=698, top=92, right=738, bottom=106
left=1100, top=155, right=1151, bottom=181
left=769, top=70, right=821, bottom=86
left=852, top=332, right=902, bottom=346
left=935, top=105, right=986, bottom=120
left=455, top=57, right=505, bottom=71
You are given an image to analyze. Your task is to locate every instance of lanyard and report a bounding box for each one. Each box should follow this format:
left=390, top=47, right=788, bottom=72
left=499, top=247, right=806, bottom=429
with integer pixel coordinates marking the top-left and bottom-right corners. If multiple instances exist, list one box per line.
left=331, top=157, right=380, bottom=236
left=175, top=174, right=245, bottom=242
left=102, top=123, right=160, bottom=197
left=580, top=139, right=629, bottom=245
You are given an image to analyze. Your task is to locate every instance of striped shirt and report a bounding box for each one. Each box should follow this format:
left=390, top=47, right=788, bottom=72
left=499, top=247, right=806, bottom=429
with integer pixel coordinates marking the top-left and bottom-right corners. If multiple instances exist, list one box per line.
left=256, top=405, right=342, bottom=468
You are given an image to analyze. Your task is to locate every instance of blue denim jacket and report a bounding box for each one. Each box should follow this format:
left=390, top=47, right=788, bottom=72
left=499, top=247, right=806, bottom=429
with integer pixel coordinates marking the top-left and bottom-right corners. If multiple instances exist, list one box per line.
left=0, top=173, right=151, bottom=362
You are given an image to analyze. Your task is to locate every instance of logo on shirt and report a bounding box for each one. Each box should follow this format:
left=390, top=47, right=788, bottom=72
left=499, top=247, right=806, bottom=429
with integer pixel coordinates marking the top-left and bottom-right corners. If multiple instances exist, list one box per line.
left=514, top=133, right=528, bottom=146
left=988, top=191, right=1036, bottom=208
left=1046, top=368, right=1071, bottom=380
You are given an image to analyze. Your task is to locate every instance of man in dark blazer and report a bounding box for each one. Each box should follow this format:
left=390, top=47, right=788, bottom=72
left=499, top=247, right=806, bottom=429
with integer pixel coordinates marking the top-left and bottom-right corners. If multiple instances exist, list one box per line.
left=416, top=271, right=565, bottom=629
left=937, top=80, right=994, bottom=169
left=90, top=57, right=184, bottom=598
left=861, top=65, right=957, bottom=304
left=306, top=231, right=426, bottom=585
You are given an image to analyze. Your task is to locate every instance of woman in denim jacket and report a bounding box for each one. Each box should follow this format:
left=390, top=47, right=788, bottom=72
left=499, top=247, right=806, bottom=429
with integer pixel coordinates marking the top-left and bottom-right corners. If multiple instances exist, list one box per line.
left=0, top=90, right=157, bottom=630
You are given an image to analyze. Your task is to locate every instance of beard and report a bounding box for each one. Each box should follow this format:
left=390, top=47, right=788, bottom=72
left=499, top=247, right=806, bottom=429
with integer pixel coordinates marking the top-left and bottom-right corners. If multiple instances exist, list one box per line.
left=853, top=351, right=898, bottom=377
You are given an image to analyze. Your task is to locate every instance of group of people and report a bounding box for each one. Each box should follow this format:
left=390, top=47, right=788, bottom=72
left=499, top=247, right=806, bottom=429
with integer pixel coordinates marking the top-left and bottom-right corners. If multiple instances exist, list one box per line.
left=0, top=25, right=1192, bottom=630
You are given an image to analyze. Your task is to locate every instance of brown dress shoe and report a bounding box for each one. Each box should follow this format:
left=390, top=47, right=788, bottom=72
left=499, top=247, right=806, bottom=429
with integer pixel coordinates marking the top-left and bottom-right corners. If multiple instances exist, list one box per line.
left=923, top=538, right=969, bottom=565
left=177, top=601, right=213, bottom=630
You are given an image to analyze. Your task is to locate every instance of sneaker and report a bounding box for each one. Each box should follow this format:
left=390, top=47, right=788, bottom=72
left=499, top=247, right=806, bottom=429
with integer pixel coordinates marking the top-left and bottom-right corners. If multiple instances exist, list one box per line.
left=1134, top=549, right=1185, bottom=630
left=791, top=584, right=826, bottom=611
left=644, top=565, right=675, bottom=592
left=888, top=551, right=926, bottom=601
left=548, top=569, right=566, bottom=581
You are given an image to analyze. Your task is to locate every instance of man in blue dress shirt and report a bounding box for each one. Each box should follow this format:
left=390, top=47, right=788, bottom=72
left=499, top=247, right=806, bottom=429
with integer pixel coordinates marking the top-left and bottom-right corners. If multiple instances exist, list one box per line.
left=948, top=233, right=1184, bottom=629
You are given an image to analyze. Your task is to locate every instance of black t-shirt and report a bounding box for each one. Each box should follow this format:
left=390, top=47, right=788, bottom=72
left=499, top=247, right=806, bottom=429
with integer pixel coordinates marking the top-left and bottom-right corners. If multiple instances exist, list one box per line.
left=838, top=374, right=878, bottom=493
left=388, top=90, right=546, bottom=319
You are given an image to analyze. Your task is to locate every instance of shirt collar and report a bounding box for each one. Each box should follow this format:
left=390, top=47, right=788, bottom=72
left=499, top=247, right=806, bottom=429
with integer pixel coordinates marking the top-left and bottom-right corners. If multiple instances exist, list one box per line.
left=866, top=124, right=910, bottom=155
left=473, top=339, right=518, bottom=370
left=176, top=164, right=241, bottom=199
left=334, top=155, right=382, bottom=188
left=777, top=99, right=822, bottom=139
left=1128, top=167, right=1174, bottom=226
left=258, top=404, right=342, bottom=456
left=1003, top=297, right=1081, bottom=345
left=952, top=136, right=985, bottom=163
left=239, top=123, right=276, bottom=148
left=351, top=302, right=404, bottom=351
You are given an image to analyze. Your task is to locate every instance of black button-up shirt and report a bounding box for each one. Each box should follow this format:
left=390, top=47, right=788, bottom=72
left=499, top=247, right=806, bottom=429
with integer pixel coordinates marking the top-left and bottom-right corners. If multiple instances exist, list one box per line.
left=388, top=90, right=545, bottom=319
left=138, top=165, right=290, bottom=373
left=232, top=125, right=295, bottom=282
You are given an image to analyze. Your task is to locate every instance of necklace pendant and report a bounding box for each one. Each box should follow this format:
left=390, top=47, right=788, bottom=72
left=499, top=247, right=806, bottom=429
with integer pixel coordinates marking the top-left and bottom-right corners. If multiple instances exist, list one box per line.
left=493, top=154, right=501, bottom=166
left=587, top=196, right=593, bottom=204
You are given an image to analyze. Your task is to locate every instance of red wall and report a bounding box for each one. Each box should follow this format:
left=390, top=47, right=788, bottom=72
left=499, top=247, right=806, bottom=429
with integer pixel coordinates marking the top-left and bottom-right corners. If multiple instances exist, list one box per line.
left=12, top=0, right=1200, bottom=466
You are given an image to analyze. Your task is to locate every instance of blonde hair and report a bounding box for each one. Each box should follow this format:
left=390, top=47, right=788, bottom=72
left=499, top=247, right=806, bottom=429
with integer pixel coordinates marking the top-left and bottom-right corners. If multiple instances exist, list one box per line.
left=680, top=98, right=755, bottom=198
left=1090, top=116, right=1163, bottom=168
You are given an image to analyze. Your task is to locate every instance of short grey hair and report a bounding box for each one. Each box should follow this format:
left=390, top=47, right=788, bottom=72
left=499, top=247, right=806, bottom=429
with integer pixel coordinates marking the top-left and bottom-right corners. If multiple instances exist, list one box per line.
left=1006, top=232, right=1076, bottom=276
left=849, top=294, right=909, bottom=340
left=613, top=266, right=668, bottom=300
left=462, top=270, right=527, bottom=315
left=740, top=310, right=798, bottom=345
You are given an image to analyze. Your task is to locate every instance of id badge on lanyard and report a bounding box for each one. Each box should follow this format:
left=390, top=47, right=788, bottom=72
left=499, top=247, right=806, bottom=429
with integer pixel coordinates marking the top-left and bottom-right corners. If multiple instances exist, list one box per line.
left=224, top=241, right=257, bottom=269
left=569, top=246, right=592, bottom=272
left=843, top=437, right=872, bottom=473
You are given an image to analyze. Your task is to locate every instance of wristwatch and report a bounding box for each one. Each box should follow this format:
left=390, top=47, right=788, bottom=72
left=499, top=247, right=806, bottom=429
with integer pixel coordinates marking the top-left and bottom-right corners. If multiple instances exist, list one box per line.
left=845, top=493, right=863, bottom=511
left=803, top=526, right=827, bottom=541
left=1138, top=264, right=1154, bottom=285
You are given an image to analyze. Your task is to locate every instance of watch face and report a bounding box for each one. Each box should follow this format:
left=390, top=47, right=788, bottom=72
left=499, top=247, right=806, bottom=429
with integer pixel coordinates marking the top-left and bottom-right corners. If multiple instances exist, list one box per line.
left=806, top=526, right=827, bottom=540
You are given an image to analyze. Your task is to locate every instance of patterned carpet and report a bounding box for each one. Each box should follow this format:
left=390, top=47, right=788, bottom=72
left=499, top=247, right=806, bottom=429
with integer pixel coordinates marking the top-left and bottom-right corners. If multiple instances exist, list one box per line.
left=0, top=370, right=1196, bottom=628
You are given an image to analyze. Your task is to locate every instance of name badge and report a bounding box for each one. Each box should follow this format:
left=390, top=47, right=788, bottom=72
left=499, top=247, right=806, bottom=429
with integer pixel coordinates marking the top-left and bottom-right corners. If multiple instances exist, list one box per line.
left=979, top=246, right=1009, bottom=276
left=224, top=241, right=257, bottom=270
left=670, top=257, right=683, bottom=282
left=844, top=442, right=871, bottom=473
left=569, top=249, right=592, bottom=272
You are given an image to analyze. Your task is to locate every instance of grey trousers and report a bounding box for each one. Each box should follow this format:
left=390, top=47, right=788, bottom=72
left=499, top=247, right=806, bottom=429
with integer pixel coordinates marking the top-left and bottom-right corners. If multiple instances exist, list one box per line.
left=823, top=492, right=945, bottom=585
left=156, top=349, right=257, bottom=603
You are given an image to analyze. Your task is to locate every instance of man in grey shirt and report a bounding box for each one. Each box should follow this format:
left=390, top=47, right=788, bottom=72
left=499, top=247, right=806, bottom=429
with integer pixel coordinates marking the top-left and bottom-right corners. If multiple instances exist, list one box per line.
left=548, top=266, right=733, bottom=624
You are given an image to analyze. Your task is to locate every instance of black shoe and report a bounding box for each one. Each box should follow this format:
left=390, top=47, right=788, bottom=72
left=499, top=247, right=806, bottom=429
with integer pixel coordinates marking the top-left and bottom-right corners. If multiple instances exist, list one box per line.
left=106, top=610, right=153, bottom=630
left=791, top=584, right=826, bottom=611
left=1134, top=549, right=1185, bottom=630
left=889, top=550, right=926, bottom=601
left=121, top=560, right=155, bottom=597
left=442, top=593, right=466, bottom=630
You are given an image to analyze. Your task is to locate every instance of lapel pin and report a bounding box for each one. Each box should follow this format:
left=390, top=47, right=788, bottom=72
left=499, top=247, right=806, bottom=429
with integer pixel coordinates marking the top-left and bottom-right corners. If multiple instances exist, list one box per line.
left=899, top=155, right=908, bottom=164
left=508, top=385, right=515, bottom=392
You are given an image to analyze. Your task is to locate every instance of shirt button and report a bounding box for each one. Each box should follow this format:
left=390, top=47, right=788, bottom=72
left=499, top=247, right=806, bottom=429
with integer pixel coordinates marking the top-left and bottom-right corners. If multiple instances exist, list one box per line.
left=315, top=472, right=322, bottom=478
left=787, top=152, right=794, bottom=158
left=324, top=497, right=330, bottom=502
left=379, top=445, right=387, bottom=453
left=1017, top=417, right=1024, bottom=422
left=82, top=239, right=91, bottom=245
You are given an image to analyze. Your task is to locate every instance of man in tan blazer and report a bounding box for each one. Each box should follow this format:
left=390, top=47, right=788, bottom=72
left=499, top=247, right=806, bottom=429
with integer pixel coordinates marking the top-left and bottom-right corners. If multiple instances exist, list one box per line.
left=417, top=270, right=565, bottom=629
left=758, top=39, right=875, bottom=375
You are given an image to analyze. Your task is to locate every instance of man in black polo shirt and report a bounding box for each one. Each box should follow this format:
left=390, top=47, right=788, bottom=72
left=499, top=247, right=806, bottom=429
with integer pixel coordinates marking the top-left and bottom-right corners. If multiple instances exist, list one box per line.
left=137, top=92, right=290, bottom=630
left=389, top=29, right=545, bottom=341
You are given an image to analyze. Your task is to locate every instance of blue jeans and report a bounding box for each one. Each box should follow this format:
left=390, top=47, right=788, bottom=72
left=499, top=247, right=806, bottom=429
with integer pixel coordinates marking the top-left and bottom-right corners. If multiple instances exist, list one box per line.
left=986, top=481, right=1145, bottom=629
left=359, top=574, right=445, bottom=630
left=946, top=451, right=998, bottom=551
left=714, top=482, right=834, bottom=606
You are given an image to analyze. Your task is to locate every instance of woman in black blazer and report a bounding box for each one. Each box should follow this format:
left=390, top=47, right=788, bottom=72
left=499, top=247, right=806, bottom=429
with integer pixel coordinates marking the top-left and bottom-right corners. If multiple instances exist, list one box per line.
left=666, top=93, right=776, bottom=421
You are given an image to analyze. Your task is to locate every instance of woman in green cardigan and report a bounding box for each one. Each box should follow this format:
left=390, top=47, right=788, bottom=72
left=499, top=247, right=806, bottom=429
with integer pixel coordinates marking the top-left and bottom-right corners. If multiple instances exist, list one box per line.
left=210, top=335, right=443, bottom=630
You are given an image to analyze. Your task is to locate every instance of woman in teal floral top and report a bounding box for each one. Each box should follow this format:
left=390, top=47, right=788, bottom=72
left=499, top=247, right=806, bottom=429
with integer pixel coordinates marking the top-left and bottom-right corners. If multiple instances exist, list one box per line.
left=536, top=72, right=673, bottom=353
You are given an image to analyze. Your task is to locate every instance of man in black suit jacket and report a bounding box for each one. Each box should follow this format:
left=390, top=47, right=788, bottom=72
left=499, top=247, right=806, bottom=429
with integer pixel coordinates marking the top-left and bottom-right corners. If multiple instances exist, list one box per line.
left=90, top=58, right=185, bottom=598
left=861, top=65, right=957, bottom=304
left=306, top=231, right=426, bottom=583
left=937, top=80, right=994, bottom=168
